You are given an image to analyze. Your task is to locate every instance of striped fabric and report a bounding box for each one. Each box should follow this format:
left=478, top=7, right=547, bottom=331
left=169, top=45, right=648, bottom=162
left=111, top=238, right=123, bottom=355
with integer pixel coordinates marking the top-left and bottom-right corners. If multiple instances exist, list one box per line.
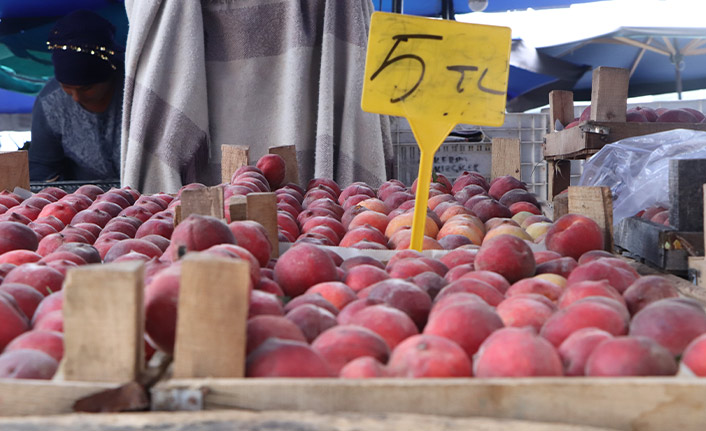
left=121, top=0, right=392, bottom=194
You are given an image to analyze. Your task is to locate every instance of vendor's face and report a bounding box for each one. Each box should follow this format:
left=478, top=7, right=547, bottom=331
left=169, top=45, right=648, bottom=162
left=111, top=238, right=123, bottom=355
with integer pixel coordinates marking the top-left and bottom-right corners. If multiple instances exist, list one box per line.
left=60, top=79, right=115, bottom=113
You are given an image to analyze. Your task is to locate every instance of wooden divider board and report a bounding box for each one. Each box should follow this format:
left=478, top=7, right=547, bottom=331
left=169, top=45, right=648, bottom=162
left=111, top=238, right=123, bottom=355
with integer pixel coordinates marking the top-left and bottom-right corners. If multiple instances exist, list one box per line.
left=221, top=145, right=250, bottom=184
left=590, top=67, right=628, bottom=123
left=62, top=261, right=144, bottom=383
left=549, top=90, right=575, bottom=132
left=228, top=196, right=248, bottom=222
left=179, top=186, right=225, bottom=222
left=548, top=160, right=571, bottom=199
left=269, top=145, right=299, bottom=186
left=490, top=138, right=520, bottom=180
left=0, top=380, right=120, bottom=416
left=152, top=378, right=706, bottom=431
left=0, top=150, right=30, bottom=192
left=568, top=186, right=614, bottom=252
left=172, top=254, right=250, bottom=379
left=246, top=192, right=279, bottom=258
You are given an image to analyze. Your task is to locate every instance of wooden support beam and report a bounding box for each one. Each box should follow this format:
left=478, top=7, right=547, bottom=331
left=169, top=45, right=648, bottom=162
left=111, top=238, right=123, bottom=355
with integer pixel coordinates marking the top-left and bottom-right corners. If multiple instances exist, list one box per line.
left=491, top=138, right=521, bottom=180
left=548, top=160, right=571, bottom=198
left=0, top=381, right=120, bottom=416
left=172, top=254, right=250, bottom=378
left=553, top=193, right=569, bottom=221
left=568, top=186, right=614, bottom=252
left=221, top=145, right=250, bottom=184
left=246, top=192, right=280, bottom=258
left=228, top=196, right=248, bottom=222
left=62, top=261, right=144, bottom=383
left=0, top=150, right=30, bottom=192
left=590, top=67, right=629, bottom=123
left=179, top=186, right=225, bottom=222
left=549, top=90, right=575, bottom=131
left=669, top=159, right=706, bottom=232
left=269, top=145, right=299, bottom=186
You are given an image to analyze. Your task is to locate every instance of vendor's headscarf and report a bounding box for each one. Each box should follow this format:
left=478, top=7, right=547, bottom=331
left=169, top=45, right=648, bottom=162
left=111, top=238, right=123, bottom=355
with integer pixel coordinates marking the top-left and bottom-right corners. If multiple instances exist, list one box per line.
left=47, top=10, right=124, bottom=86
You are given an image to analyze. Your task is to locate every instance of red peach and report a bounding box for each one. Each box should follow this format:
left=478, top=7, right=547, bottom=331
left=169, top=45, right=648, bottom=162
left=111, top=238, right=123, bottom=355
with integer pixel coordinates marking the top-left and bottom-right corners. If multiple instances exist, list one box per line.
left=622, top=275, right=680, bottom=315
left=558, top=327, right=614, bottom=376
left=0, top=349, right=58, bottom=379
left=682, top=334, right=706, bottom=376
left=585, top=335, right=678, bottom=376
left=458, top=270, right=511, bottom=294
left=339, top=356, right=388, bottom=378
left=274, top=243, right=339, bottom=298
left=496, top=295, right=555, bottom=332
left=566, top=258, right=639, bottom=293
left=629, top=297, right=706, bottom=356
left=474, top=327, right=563, bottom=377
left=557, top=279, right=625, bottom=309
left=474, top=234, right=535, bottom=283
left=435, top=278, right=504, bottom=307
left=0, top=221, right=39, bottom=254
left=540, top=297, right=630, bottom=347
left=545, top=214, right=604, bottom=260
left=284, top=304, right=337, bottom=343
left=4, top=329, right=64, bottom=362
left=387, top=334, right=472, bottom=377
left=283, top=293, right=339, bottom=315
left=246, top=314, right=306, bottom=355
left=246, top=338, right=332, bottom=377
left=347, top=304, right=418, bottom=349
left=311, top=325, right=390, bottom=375
left=366, top=279, right=432, bottom=330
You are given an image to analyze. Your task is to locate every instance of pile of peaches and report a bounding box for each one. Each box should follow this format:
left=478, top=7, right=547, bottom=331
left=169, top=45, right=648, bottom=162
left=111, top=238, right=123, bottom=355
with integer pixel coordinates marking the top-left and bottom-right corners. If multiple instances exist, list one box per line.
left=0, top=152, right=704, bottom=381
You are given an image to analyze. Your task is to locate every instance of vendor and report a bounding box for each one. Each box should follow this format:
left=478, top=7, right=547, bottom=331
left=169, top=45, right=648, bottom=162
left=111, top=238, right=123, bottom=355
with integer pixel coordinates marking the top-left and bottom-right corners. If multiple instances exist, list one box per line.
left=29, top=10, right=124, bottom=182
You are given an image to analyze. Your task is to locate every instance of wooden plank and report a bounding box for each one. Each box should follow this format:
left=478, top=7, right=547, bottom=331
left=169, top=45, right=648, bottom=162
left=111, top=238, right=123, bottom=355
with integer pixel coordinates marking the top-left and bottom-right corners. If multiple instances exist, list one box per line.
left=152, top=378, right=706, bottom=431
left=0, top=409, right=619, bottom=431
left=544, top=126, right=604, bottom=159
left=172, top=254, right=250, bottom=379
left=180, top=186, right=225, bottom=221
left=669, top=159, right=706, bottom=231
left=246, top=192, right=280, bottom=258
left=553, top=193, right=569, bottom=221
left=549, top=90, right=575, bottom=132
left=221, top=145, right=250, bottom=184
left=548, top=160, right=571, bottom=198
left=0, top=150, right=30, bottom=192
left=62, top=261, right=144, bottom=383
left=590, top=67, right=628, bottom=123
left=490, top=138, right=521, bottom=180
left=228, top=196, right=248, bottom=222
left=173, top=204, right=182, bottom=226
left=269, top=145, right=299, bottom=186
left=0, top=380, right=119, bottom=416
left=568, top=186, right=614, bottom=252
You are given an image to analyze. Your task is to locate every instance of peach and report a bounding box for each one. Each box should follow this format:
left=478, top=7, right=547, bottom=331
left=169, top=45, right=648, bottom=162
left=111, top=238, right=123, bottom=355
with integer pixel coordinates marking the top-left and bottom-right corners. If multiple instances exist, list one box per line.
left=0, top=221, right=39, bottom=254
left=435, top=279, right=504, bottom=307
left=496, top=295, right=555, bottom=332
left=443, top=263, right=474, bottom=283
left=682, top=334, right=706, bottom=376
left=482, top=224, right=532, bottom=244
left=311, top=325, right=390, bottom=374
left=165, top=214, right=236, bottom=261
left=4, top=329, right=64, bottom=362
left=30, top=290, right=63, bottom=326
left=307, top=197, right=343, bottom=218
left=411, top=271, right=447, bottom=300
left=249, top=290, right=284, bottom=318
left=305, top=281, right=357, bottom=310
left=525, top=222, right=552, bottom=241
left=0, top=211, right=32, bottom=225
left=557, top=327, right=613, bottom=376
left=273, top=243, right=338, bottom=298
left=509, top=201, right=541, bottom=215
left=343, top=264, right=390, bottom=293
left=521, top=214, right=552, bottom=229
left=296, top=207, right=338, bottom=226
left=0, top=349, right=58, bottom=379
left=3, top=263, right=64, bottom=296
left=348, top=210, right=390, bottom=235
left=0, top=250, right=42, bottom=266
left=246, top=314, right=307, bottom=355
left=55, top=242, right=101, bottom=264
left=89, top=200, right=123, bottom=218
left=366, top=279, right=432, bottom=329
left=534, top=273, right=567, bottom=288
left=452, top=172, right=489, bottom=194
left=656, top=108, right=698, bottom=123
left=74, top=184, right=104, bottom=200
left=424, top=300, right=503, bottom=359
left=386, top=258, right=433, bottom=280
left=117, top=205, right=153, bottom=223
left=622, top=275, right=679, bottom=315
left=484, top=217, right=519, bottom=232
left=458, top=270, right=511, bottom=294
left=385, top=211, right=438, bottom=239
left=439, top=248, right=477, bottom=270
left=101, top=217, right=138, bottom=238
left=533, top=250, right=562, bottom=264
left=36, top=202, right=78, bottom=226
left=284, top=293, right=339, bottom=315
left=0, top=283, right=44, bottom=321
left=41, top=251, right=87, bottom=266
left=246, top=338, right=332, bottom=377
left=566, top=258, right=639, bottom=293
left=339, top=226, right=388, bottom=248
left=143, top=264, right=181, bottom=353
left=340, top=255, right=385, bottom=271
left=585, top=336, right=678, bottom=376
left=437, top=221, right=483, bottom=246
left=357, top=198, right=391, bottom=215
left=388, top=230, right=443, bottom=250
left=474, top=327, right=564, bottom=377
left=540, top=297, right=630, bottom=347
left=545, top=214, right=604, bottom=260
left=285, top=304, right=337, bottom=343
left=339, top=184, right=375, bottom=206
left=0, top=294, right=30, bottom=350
left=469, top=198, right=512, bottom=223
left=32, top=310, right=63, bottom=332
left=135, top=218, right=174, bottom=240
left=557, top=279, right=625, bottom=309
left=499, top=189, right=539, bottom=209
left=255, top=153, right=286, bottom=188
left=454, top=184, right=488, bottom=205
left=387, top=334, right=472, bottom=377
left=489, top=175, right=526, bottom=200
left=103, top=238, right=163, bottom=263
left=347, top=304, right=418, bottom=349
left=629, top=297, right=706, bottom=356
left=339, top=356, right=388, bottom=378
left=535, top=256, right=577, bottom=278
left=474, top=234, right=535, bottom=283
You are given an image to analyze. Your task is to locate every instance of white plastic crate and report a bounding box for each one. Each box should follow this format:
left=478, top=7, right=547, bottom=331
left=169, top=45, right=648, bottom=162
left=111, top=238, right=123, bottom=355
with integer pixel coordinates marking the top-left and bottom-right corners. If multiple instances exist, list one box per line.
left=391, top=113, right=550, bottom=201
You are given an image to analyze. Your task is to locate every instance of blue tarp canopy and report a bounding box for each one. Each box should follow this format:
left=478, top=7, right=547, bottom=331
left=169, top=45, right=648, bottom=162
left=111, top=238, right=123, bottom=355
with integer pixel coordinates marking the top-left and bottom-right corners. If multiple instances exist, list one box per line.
left=374, top=0, right=606, bottom=17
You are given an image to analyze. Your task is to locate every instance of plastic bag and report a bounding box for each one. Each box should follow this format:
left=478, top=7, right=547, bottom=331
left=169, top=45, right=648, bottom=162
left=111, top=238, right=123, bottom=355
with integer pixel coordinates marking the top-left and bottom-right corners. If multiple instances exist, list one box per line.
left=578, top=129, right=706, bottom=226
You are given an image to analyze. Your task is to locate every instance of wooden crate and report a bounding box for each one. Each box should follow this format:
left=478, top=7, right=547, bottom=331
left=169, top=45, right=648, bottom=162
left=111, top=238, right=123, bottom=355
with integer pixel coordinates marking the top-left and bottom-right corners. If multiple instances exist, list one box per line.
left=544, top=67, right=706, bottom=198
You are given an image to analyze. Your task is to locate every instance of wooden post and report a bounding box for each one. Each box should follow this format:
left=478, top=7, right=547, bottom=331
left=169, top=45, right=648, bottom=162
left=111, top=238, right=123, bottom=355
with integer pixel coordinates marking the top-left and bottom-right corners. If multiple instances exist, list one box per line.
left=62, top=261, right=144, bottom=382
left=590, top=67, right=629, bottom=123
left=548, top=160, right=571, bottom=198
left=173, top=204, right=183, bottom=226
left=568, top=186, right=614, bottom=252
left=172, top=254, right=250, bottom=378
left=228, top=196, right=248, bottom=222
left=246, top=192, right=280, bottom=258
left=269, top=145, right=299, bottom=186
left=221, top=145, right=250, bottom=184
left=0, top=151, right=30, bottom=192
left=490, top=138, right=521, bottom=180
left=669, top=159, right=706, bottom=232
left=553, top=193, right=569, bottom=221
left=549, top=90, right=575, bottom=131
left=180, top=186, right=225, bottom=221
left=688, top=183, right=706, bottom=286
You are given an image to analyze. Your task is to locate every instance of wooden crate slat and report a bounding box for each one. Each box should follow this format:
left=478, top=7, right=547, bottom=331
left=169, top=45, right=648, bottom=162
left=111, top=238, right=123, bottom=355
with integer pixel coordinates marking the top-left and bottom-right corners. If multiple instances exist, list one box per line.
left=0, top=380, right=119, bottom=416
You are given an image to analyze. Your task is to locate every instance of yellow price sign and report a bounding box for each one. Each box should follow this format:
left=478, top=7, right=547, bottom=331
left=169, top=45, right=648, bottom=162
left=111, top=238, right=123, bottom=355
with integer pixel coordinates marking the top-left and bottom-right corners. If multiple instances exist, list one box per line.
left=362, top=12, right=511, bottom=251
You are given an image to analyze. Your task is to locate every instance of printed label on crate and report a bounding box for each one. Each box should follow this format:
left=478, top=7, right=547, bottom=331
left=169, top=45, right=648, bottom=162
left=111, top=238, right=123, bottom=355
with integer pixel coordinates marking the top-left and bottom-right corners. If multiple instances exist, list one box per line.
left=362, top=12, right=511, bottom=127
